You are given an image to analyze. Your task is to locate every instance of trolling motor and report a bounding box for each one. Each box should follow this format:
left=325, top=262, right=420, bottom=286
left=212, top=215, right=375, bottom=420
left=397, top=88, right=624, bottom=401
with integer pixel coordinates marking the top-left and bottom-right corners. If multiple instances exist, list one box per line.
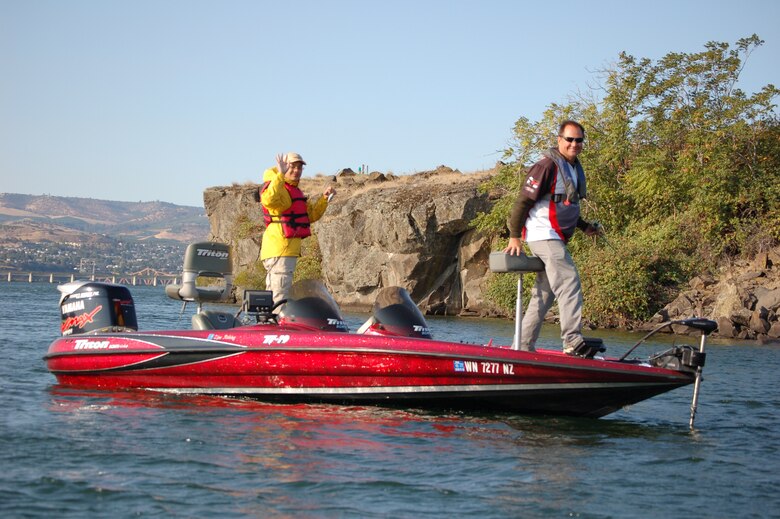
left=620, top=317, right=717, bottom=429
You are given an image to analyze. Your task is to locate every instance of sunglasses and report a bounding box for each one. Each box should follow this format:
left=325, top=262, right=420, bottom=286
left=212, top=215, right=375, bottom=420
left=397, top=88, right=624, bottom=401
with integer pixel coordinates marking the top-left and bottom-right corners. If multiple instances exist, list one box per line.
left=559, top=136, right=584, bottom=143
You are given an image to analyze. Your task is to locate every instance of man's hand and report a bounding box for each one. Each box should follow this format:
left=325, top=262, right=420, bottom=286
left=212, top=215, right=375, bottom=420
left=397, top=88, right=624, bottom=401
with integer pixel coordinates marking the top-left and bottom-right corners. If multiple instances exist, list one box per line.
left=584, top=221, right=604, bottom=237
left=275, top=153, right=289, bottom=174
left=323, top=186, right=336, bottom=201
left=503, top=237, right=525, bottom=256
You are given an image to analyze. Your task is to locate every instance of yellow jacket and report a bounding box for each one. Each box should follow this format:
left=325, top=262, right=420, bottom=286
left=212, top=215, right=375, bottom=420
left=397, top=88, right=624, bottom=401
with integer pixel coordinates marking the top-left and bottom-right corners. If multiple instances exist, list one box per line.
left=260, top=167, right=328, bottom=260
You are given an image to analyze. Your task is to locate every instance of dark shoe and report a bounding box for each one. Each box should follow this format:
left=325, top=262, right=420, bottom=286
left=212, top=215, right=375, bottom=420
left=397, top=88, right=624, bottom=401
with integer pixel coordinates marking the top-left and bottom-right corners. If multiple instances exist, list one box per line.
left=565, top=338, right=606, bottom=359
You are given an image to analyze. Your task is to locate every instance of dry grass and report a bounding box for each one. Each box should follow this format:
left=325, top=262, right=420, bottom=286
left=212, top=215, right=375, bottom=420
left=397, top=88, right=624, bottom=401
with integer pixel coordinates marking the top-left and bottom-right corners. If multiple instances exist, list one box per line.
left=235, top=166, right=498, bottom=204
left=296, top=167, right=496, bottom=199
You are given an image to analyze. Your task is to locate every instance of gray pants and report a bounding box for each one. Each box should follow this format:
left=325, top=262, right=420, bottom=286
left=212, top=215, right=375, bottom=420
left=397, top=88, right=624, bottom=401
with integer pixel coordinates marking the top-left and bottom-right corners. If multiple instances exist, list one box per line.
left=263, top=256, right=298, bottom=305
left=521, top=239, right=584, bottom=351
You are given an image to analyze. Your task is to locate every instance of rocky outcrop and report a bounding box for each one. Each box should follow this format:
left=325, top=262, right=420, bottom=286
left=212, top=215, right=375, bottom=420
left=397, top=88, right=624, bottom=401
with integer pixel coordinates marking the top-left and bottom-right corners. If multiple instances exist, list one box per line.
left=648, top=248, right=780, bottom=342
left=204, top=168, right=503, bottom=316
left=203, top=184, right=265, bottom=278
left=316, top=173, right=496, bottom=315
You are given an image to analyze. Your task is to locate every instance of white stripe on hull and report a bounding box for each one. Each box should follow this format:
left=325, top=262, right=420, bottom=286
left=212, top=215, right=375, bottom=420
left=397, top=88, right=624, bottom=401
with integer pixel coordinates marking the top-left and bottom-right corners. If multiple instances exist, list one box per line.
left=154, top=380, right=682, bottom=396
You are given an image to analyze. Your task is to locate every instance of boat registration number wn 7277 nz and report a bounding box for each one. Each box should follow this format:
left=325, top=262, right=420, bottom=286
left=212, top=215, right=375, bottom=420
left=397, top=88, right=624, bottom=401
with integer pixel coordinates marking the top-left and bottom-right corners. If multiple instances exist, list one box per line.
left=454, top=360, right=514, bottom=375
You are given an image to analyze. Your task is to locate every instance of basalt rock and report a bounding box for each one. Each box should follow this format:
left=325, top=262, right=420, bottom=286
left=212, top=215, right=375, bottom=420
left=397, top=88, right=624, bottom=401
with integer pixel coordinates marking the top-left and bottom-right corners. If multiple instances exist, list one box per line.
left=204, top=169, right=503, bottom=316
left=203, top=184, right=264, bottom=277
left=316, top=179, right=495, bottom=314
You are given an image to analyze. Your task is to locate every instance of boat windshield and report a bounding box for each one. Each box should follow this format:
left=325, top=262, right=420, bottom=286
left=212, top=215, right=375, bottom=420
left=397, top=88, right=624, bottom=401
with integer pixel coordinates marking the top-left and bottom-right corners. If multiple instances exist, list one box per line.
left=278, top=279, right=349, bottom=332
left=371, top=287, right=432, bottom=339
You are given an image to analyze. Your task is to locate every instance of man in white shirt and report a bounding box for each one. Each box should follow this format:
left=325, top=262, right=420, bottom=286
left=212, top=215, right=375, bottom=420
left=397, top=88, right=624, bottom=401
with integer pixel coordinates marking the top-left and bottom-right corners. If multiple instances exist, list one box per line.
left=504, top=120, right=602, bottom=354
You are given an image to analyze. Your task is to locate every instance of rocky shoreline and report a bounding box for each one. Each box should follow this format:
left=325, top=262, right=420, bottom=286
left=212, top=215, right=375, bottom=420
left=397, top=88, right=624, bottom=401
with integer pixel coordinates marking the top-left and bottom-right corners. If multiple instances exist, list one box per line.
left=204, top=168, right=779, bottom=343
left=644, top=247, right=780, bottom=342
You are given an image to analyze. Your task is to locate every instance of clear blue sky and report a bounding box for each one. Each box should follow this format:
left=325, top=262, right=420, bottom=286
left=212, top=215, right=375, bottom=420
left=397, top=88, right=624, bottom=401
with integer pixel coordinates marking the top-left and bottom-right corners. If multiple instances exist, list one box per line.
left=2, top=0, right=778, bottom=207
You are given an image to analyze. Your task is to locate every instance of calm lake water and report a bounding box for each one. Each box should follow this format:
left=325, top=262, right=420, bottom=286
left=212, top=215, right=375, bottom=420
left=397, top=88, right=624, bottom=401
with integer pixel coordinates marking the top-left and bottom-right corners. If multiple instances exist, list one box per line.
left=1, top=282, right=778, bottom=518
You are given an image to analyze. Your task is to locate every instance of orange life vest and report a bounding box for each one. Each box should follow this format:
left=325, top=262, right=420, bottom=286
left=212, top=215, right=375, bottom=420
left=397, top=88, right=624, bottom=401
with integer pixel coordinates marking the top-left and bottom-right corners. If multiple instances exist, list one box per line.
left=261, top=182, right=312, bottom=239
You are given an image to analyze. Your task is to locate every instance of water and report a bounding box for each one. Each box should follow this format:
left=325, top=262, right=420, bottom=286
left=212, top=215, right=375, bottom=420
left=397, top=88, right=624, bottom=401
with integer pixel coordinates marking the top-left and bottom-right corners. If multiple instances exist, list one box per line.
left=2, top=283, right=779, bottom=518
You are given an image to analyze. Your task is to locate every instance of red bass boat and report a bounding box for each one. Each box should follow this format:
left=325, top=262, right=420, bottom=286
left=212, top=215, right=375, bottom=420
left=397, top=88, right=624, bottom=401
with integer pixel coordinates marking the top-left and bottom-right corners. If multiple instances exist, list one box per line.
left=45, top=243, right=715, bottom=426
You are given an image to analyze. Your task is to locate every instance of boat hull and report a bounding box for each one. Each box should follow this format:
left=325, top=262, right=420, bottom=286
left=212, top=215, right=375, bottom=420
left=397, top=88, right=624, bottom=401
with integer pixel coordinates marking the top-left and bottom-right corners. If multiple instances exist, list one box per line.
left=45, top=326, right=694, bottom=418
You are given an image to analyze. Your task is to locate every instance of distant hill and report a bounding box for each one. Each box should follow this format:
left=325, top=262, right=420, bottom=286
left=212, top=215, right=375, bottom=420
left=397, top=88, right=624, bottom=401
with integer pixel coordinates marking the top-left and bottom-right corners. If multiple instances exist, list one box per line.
left=0, top=193, right=210, bottom=244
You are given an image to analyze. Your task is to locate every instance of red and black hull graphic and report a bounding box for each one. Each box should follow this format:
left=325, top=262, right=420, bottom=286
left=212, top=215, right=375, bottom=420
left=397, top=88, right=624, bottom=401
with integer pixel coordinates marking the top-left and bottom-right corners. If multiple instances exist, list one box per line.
left=44, top=328, right=695, bottom=418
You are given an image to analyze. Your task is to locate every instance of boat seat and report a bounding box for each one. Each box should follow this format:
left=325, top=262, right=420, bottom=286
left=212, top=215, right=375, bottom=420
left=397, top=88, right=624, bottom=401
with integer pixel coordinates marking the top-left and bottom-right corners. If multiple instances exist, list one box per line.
left=192, top=310, right=240, bottom=330
left=488, top=252, right=544, bottom=273
left=166, top=242, right=233, bottom=303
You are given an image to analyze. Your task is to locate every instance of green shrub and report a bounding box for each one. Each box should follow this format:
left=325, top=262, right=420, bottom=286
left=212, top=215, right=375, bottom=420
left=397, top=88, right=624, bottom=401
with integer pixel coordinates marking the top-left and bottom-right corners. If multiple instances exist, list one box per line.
left=295, top=236, right=323, bottom=282
left=234, top=260, right=266, bottom=290
left=233, top=212, right=264, bottom=240
left=485, top=271, right=540, bottom=314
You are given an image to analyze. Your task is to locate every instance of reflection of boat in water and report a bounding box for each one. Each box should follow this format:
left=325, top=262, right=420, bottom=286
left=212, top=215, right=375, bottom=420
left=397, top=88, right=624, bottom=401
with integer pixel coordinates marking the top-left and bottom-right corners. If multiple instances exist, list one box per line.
left=44, top=242, right=715, bottom=425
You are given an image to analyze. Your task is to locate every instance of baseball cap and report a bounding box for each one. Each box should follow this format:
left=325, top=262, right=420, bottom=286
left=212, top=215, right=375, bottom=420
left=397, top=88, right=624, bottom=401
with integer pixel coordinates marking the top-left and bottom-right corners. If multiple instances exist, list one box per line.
left=286, top=152, right=306, bottom=165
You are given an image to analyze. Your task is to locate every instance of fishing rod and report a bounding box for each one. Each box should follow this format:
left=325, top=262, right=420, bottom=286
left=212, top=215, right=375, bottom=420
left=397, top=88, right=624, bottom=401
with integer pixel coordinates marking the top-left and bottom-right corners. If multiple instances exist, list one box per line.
left=590, top=221, right=618, bottom=251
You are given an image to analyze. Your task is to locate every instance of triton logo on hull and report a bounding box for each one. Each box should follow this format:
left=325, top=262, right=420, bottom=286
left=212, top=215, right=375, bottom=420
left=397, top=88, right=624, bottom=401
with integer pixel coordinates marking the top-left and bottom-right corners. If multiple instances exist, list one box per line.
left=74, top=339, right=111, bottom=350
left=196, top=248, right=229, bottom=260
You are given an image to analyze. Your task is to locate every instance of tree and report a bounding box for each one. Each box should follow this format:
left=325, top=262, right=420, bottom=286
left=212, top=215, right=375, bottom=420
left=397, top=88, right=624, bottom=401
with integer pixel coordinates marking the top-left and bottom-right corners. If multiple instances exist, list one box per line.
left=478, top=35, right=779, bottom=324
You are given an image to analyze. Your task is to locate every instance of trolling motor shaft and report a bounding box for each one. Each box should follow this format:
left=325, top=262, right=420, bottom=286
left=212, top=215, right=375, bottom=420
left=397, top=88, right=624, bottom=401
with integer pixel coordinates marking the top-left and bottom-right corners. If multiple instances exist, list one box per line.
left=688, top=330, right=710, bottom=429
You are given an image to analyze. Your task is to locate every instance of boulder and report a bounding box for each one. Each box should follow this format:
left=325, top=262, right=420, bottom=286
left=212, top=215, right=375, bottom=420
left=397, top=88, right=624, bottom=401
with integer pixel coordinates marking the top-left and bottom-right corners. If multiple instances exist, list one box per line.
left=749, top=307, right=770, bottom=334
left=738, top=270, right=765, bottom=282
left=731, top=307, right=753, bottom=327
left=755, top=286, right=780, bottom=313
left=665, top=293, right=694, bottom=318
left=768, top=321, right=780, bottom=339
left=689, top=275, right=716, bottom=290
left=717, top=316, right=737, bottom=337
left=711, top=282, right=749, bottom=320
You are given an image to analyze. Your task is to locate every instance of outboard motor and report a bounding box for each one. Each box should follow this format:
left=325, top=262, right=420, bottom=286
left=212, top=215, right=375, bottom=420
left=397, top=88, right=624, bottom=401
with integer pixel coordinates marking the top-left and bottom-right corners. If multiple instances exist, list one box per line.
left=277, top=279, right=349, bottom=332
left=357, top=287, right=431, bottom=339
left=58, top=281, right=138, bottom=336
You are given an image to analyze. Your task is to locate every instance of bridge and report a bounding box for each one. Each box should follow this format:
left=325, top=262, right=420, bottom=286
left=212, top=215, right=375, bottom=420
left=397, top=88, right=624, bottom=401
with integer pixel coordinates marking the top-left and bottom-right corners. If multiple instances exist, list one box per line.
left=2, top=267, right=180, bottom=286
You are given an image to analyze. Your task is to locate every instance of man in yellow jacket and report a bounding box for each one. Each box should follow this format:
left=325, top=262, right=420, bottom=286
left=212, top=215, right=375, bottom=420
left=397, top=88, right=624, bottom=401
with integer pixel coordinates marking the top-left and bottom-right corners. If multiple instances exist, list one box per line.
left=260, top=152, right=335, bottom=305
